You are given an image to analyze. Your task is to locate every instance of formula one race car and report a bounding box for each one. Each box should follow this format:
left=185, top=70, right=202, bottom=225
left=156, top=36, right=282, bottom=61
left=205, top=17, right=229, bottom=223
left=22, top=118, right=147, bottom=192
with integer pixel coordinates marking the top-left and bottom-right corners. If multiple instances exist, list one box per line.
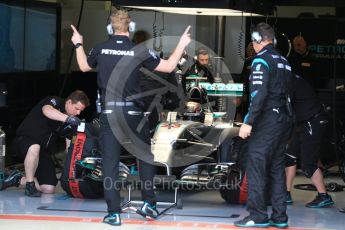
left=148, top=81, right=247, bottom=204
left=61, top=81, right=247, bottom=204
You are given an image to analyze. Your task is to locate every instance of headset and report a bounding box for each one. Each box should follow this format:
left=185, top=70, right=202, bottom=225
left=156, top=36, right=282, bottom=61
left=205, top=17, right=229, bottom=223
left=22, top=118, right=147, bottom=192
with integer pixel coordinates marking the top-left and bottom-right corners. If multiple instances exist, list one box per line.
left=193, top=47, right=212, bottom=64
left=129, top=21, right=136, bottom=33
left=251, top=29, right=277, bottom=47
left=106, top=21, right=136, bottom=35
left=106, top=24, right=113, bottom=35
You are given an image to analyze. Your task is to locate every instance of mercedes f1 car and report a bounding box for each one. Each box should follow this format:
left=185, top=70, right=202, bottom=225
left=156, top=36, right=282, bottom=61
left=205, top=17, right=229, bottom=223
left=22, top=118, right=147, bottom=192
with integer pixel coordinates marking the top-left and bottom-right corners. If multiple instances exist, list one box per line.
left=61, top=81, right=248, bottom=204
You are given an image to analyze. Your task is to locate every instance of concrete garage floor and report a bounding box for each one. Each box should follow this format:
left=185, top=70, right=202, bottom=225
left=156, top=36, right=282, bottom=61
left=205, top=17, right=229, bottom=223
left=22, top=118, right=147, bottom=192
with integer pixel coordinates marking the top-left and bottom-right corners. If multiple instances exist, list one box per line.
left=1, top=174, right=345, bottom=230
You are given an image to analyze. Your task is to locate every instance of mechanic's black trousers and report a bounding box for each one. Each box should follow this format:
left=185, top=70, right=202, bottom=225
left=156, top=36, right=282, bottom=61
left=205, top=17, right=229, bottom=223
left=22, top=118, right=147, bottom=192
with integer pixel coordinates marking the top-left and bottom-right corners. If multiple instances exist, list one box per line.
left=100, top=105, right=156, bottom=213
left=246, top=109, right=292, bottom=222
left=285, top=113, right=328, bottom=172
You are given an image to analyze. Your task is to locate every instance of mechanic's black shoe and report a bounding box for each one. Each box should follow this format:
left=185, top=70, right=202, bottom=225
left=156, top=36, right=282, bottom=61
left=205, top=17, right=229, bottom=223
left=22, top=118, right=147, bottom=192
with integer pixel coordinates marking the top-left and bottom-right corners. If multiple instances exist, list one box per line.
left=0, top=170, right=22, bottom=190
left=306, top=193, right=334, bottom=208
left=136, top=202, right=159, bottom=220
left=103, top=213, right=121, bottom=226
left=234, top=216, right=270, bottom=228
left=25, top=182, right=41, bottom=197
left=286, top=191, right=293, bottom=205
left=270, top=220, right=288, bottom=228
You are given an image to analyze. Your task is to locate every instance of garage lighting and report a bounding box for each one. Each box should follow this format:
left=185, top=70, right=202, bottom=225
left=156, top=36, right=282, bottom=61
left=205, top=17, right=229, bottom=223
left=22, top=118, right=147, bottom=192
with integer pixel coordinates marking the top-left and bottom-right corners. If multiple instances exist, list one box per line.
left=122, top=6, right=261, bottom=16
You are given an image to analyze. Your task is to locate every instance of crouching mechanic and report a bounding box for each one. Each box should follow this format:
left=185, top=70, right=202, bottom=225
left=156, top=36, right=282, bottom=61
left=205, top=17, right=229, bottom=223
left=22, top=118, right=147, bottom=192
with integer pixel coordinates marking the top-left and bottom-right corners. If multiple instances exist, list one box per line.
left=285, top=74, right=334, bottom=208
left=0, top=90, right=89, bottom=197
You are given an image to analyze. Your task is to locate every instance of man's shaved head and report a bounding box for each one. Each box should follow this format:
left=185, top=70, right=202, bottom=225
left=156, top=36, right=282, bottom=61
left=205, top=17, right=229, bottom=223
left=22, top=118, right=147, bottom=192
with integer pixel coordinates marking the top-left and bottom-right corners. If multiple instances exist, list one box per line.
left=293, top=35, right=307, bottom=55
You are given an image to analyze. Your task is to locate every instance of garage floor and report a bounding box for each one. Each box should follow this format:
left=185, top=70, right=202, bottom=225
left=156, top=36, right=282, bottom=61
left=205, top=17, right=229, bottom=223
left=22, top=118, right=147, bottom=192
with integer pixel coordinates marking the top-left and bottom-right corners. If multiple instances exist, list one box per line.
left=1, top=174, right=345, bottom=230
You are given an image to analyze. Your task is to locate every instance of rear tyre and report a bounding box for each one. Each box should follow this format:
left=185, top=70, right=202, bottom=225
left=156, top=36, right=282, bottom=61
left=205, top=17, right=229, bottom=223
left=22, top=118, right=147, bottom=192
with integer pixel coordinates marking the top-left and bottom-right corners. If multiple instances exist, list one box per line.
left=219, top=165, right=246, bottom=204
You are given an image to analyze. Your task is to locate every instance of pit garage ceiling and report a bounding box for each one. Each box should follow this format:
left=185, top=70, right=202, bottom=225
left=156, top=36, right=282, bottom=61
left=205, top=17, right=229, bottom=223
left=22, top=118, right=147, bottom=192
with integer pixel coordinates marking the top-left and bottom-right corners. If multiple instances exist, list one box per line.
left=112, top=0, right=345, bottom=16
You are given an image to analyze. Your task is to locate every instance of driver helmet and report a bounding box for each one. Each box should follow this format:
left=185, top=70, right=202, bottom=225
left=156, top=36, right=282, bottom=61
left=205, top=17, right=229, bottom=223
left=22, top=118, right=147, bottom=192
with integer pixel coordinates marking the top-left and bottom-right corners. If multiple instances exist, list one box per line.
left=185, top=101, right=201, bottom=113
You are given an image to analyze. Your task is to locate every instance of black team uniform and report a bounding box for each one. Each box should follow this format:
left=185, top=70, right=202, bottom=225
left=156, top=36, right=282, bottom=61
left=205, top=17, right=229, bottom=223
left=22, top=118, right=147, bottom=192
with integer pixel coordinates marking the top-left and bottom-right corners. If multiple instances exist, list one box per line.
left=288, top=49, right=317, bottom=89
left=182, top=61, right=214, bottom=92
left=235, top=44, right=293, bottom=227
left=86, top=35, right=160, bottom=217
left=13, top=97, right=66, bottom=188
left=285, top=74, right=334, bottom=208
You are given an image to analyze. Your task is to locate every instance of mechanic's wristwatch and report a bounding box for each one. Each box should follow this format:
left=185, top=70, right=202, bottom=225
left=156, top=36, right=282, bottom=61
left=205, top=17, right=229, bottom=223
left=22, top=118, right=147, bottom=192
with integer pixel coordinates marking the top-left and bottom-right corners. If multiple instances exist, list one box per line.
left=74, top=43, right=83, bottom=48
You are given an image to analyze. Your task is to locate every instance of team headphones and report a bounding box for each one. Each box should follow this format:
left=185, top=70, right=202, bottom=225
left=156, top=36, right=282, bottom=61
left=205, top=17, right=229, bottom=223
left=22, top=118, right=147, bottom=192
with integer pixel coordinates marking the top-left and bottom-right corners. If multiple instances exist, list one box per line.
left=107, top=21, right=136, bottom=35
left=193, top=47, right=212, bottom=63
left=106, top=13, right=136, bottom=36
left=251, top=28, right=277, bottom=47
left=128, top=21, right=136, bottom=33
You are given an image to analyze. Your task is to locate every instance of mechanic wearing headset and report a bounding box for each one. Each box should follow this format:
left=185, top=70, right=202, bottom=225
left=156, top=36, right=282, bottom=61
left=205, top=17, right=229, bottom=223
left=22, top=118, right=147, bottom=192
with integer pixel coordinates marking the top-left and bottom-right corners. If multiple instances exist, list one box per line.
left=182, top=47, right=214, bottom=92
left=71, top=9, right=191, bottom=226
left=285, top=74, right=334, bottom=208
left=0, top=90, right=89, bottom=197
left=235, top=22, right=293, bottom=228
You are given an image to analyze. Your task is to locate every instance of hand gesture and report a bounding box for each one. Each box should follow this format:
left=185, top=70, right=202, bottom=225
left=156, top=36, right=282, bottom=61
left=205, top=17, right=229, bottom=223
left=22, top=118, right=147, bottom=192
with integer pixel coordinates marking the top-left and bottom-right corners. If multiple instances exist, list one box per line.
left=179, top=25, right=192, bottom=48
left=70, top=24, right=83, bottom=46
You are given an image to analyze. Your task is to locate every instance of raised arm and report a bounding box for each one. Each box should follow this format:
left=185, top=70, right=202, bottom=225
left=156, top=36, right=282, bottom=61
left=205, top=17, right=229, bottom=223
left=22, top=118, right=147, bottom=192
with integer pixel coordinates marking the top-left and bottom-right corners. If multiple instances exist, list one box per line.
left=71, top=24, right=93, bottom=72
left=154, top=25, right=192, bottom=73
